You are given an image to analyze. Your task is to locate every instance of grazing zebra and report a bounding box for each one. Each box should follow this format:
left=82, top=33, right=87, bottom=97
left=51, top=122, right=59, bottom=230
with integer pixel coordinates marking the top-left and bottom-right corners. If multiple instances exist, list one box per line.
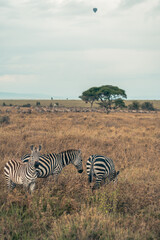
left=21, top=149, right=83, bottom=179
left=86, top=155, right=119, bottom=190
left=4, top=145, right=41, bottom=193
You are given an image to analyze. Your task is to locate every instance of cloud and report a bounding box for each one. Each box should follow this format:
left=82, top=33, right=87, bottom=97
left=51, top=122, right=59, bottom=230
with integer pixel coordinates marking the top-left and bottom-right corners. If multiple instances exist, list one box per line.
left=0, top=0, right=10, bottom=8
left=0, top=74, right=36, bottom=83
left=150, top=0, right=160, bottom=15
left=120, top=0, right=148, bottom=9
left=0, top=0, right=160, bottom=99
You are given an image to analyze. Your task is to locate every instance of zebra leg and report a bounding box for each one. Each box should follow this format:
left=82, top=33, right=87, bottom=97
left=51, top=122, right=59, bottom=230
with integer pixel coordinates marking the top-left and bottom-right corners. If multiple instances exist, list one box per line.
left=5, top=177, right=16, bottom=191
left=53, top=166, right=61, bottom=183
left=8, top=180, right=16, bottom=191
left=23, top=181, right=30, bottom=193
left=10, top=180, right=16, bottom=190
left=103, top=176, right=110, bottom=185
left=29, top=182, right=36, bottom=194
left=93, top=176, right=103, bottom=190
left=53, top=173, right=60, bottom=183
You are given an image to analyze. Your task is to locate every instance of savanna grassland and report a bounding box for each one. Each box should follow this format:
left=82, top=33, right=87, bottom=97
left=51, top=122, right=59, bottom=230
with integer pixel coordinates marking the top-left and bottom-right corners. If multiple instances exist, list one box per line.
left=0, top=106, right=160, bottom=240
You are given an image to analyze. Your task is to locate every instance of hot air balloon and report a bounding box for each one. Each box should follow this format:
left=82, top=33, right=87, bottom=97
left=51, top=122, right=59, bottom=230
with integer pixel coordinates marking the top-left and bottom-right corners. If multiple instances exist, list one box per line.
left=93, top=8, right=97, bottom=13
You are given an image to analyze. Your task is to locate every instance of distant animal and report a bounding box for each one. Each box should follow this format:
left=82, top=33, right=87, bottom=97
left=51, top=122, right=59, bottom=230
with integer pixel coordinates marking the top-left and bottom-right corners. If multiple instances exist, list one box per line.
left=4, top=145, right=41, bottom=193
left=86, top=155, right=119, bottom=190
left=21, top=149, right=83, bottom=180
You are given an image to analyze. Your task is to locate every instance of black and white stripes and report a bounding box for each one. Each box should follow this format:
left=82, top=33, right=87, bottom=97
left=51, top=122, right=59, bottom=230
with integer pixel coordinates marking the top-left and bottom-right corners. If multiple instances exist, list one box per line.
left=4, top=145, right=41, bottom=193
left=21, top=149, right=83, bottom=179
left=86, top=155, right=119, bottom=190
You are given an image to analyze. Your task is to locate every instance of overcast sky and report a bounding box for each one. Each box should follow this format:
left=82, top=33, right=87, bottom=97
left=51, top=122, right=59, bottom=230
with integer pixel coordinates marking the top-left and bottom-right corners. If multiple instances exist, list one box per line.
left=0, top=0, right=160, bottom=99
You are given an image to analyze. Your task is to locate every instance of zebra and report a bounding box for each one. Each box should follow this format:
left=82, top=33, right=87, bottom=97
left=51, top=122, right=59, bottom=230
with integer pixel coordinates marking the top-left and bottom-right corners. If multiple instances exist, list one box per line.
left=21, top=149, right=83, bottom=179
left=4, top=145, right=41, bottom=193
left=86, top=155, right=119, bottom=190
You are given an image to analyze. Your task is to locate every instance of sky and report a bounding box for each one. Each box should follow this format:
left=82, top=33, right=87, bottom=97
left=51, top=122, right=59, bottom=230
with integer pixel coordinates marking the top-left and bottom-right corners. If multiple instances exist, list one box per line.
left=0, top=0, right=160, bottom=99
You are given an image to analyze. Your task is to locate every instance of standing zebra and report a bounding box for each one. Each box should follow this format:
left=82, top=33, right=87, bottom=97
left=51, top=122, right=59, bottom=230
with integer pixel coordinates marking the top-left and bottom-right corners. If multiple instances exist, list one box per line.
left=4, top=145, right=41, bottom=193
left=86, top=155, right=119, bottom=190
left=21, top=149, right=83, bottom=179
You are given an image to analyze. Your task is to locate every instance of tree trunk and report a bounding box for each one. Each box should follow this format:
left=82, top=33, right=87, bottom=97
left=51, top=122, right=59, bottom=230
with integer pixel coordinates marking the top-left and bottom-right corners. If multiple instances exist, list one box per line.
left=91, top=101, right=93, bottom=108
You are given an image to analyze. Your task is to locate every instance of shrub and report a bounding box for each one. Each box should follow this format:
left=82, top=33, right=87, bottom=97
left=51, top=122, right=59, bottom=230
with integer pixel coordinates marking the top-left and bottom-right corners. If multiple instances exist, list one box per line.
left=114, top=98, right=126, bottom=109
left=36, top=102, right=41, bottom=106
left=2, top=102, right=6, bottom=106
left=49, top=103, right=53, bottom=108
left=0, top=116, right=10, bottom=124
left=22, top=104, right=31, bottom=107
left=141, top=102, right=155, bottom=111
left=128, top=101, right=140, bottom=110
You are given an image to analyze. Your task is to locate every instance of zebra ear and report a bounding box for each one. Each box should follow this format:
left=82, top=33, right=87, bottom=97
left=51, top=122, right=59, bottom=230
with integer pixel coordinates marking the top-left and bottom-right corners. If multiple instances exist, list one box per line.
left=39, top=145, right=42, bottom=151
left=116, top=171, right=120, bottom=176
left=30, top=145, right=34, bottom=151
left=78, top=149, right=81, bottom=155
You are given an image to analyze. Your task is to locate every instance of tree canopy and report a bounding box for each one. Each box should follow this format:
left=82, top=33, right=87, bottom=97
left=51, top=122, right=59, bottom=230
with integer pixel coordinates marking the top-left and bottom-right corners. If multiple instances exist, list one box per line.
left=79, top=87, right=100, bottom=108
left=79, top=85, right=127, bottom=113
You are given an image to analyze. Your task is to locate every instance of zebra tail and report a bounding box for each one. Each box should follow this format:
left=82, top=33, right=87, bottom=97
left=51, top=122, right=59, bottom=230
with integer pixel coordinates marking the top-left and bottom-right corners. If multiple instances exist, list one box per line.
left=88, top=162, right=94, bottom=183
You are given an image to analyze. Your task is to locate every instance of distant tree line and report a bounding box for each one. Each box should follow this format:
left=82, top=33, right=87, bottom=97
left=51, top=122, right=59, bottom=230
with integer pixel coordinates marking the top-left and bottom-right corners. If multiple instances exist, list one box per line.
left=0, top=93, right=156, bottom=112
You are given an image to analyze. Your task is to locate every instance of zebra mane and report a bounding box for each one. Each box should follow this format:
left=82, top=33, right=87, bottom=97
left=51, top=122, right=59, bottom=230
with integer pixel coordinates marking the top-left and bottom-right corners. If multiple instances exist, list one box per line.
left=58, top=149, right=81, bottom=154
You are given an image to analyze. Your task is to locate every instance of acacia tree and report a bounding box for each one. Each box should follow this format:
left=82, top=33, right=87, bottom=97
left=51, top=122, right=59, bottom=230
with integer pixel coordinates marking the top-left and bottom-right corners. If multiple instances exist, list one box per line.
left=79, top=87, right=100, bottom=108
left=98, top=85, right=127, bottom=113
left=80, top=85, right=127, bottom=113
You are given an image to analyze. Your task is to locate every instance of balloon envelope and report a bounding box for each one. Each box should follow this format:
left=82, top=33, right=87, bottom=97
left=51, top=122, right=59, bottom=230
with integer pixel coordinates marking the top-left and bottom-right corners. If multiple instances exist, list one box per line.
left=93, top=8, right=97, bottom=13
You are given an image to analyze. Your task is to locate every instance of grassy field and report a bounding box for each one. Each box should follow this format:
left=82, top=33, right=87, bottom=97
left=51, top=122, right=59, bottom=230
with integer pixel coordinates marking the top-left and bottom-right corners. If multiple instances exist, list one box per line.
left=0, top=99, right=160, bottom=109
left=0, top=107, right=160, bottom=239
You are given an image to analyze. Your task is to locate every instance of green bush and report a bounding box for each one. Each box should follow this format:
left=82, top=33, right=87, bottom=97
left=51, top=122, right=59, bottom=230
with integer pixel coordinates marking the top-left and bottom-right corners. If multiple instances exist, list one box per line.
left=128, top=101, right=140, bottom=110
left=141, top=102, right=155, bottom=111
left=114, top=98, right=126, bottom=109
left=22, top=104, right=31, bottom=107
left=36, top=101, right=41, bottom=106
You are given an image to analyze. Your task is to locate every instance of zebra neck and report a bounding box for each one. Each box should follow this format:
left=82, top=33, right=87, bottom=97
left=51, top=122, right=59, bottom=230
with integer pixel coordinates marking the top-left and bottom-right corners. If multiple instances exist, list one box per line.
left=60, top=152, right=71, bottom=167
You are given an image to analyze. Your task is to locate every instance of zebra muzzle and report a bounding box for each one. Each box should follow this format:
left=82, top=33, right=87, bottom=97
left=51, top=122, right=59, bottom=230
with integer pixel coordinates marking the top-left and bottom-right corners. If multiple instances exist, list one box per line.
left=34, top=161, right=39, bottom=168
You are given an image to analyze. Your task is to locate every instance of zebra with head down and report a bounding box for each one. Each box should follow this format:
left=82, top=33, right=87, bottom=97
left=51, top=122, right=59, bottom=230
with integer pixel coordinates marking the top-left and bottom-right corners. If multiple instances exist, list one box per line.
left=86, top=154, right=119, bottom=190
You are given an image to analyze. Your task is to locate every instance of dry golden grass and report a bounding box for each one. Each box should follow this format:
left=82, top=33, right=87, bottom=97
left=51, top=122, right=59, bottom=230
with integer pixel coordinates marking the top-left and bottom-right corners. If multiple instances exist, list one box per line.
left=0, top=108, right=160, bottom=239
